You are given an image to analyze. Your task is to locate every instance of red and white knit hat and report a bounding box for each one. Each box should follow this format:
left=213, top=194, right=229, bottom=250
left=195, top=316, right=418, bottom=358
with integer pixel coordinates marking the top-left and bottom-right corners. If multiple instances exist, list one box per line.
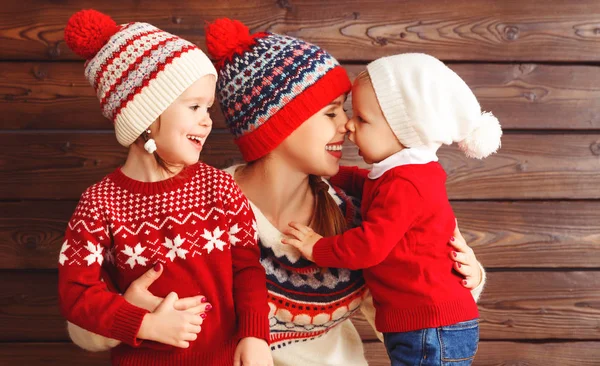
left=64, top=10, right=217, bottom=147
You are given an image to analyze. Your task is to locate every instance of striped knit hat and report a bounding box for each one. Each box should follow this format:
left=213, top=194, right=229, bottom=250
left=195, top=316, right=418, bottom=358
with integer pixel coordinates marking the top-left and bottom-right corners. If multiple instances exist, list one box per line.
left=205, top=19, right=351, bottom=162
left=64, top=10, right=217, bottom=147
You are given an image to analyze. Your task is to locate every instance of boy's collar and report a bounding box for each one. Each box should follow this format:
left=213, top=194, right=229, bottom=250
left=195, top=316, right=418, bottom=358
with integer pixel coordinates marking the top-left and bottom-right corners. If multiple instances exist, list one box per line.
left=368, top=145, right=439, bottom=179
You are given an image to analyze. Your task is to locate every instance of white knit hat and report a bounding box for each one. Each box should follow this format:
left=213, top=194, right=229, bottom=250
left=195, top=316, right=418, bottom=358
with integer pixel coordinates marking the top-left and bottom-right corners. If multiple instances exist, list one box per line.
left=366, top=53, right=502, bottom=159
left=65, top=10, right=217, bottom=147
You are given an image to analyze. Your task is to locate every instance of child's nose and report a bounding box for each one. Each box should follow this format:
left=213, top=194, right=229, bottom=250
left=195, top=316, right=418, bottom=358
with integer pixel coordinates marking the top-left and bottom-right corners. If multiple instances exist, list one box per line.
left=200, top=115, right=213, bottom=127
left=345, top=118, right=356, bottom=132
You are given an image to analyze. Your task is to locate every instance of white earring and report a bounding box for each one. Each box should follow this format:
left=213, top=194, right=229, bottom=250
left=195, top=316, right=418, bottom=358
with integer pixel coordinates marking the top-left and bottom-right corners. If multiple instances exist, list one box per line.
left=144, top=129, right=157, bottom=154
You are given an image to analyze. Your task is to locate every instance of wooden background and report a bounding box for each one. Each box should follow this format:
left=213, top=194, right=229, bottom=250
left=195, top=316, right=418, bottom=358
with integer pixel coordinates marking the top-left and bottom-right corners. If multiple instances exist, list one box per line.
left=1, top=0, right=600, bottom=365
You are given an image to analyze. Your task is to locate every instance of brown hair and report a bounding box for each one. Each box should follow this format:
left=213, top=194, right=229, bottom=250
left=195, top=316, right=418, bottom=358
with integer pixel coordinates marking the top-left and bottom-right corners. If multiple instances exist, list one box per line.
left=355, top=69, right=371, bottom=84
left=308, top=174, right=347, bottom=237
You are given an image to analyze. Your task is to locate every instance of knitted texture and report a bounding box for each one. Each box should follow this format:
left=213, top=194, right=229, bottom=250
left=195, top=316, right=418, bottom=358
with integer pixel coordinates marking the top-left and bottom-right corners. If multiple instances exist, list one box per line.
left=367, top=53, right=501, bottom=158
left=58, top=163, right=269, bottom=365
left=64, top=10, right=217, bottom=147
left=222, top=166, right=367, bottom=350
left=317, top=164, right=479, bottom=333
left=206, top=18, right=351, bottom=161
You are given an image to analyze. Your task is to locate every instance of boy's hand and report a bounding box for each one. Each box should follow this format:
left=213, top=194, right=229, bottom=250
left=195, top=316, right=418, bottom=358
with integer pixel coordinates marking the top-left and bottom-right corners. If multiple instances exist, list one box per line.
left=234, top=337, right=273, bottom=366
left=281, top=222, right=322, bottom=262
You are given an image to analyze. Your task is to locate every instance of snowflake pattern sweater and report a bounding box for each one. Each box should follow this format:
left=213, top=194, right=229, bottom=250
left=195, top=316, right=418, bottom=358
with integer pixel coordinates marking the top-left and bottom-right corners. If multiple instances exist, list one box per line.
left=58, top=162, right=270, bottom=366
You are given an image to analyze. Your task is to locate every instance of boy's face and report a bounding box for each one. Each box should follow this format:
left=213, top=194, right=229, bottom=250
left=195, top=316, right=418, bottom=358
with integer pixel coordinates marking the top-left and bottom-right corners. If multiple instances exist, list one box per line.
left=346, top=78, right=403, bottom=164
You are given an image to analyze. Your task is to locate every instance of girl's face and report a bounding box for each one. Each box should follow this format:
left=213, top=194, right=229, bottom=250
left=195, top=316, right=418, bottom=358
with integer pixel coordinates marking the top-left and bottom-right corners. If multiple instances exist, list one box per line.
left=346, top=78, right=403, bottom=164
left=149, top=75, right=216, bottom=167
left=273, top=94, right=349, bottom=177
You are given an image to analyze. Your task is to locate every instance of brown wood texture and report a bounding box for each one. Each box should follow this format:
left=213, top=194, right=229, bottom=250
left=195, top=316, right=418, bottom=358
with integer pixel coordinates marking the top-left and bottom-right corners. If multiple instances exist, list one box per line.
left=2, top=200, right=599, bottom=270
left=3, top=271, right=600, bottom=342
left=341, top=133, right=600, bottom=200
left=4, top=0, right=600, bottom=62
left=3, top=0, right=600, bottom=364
left=2, top=132, right=600, bottom=200
left=452, top=201, right=600, bottom=269
left=353, top=271, right=600, bottom=341
left=4, top=63, right=600, bottom=131
left=0, top=131, right=244, bottom=200
left=0, top=343, right=109, bottom=366
left=0, top=62, right=227, bottom=130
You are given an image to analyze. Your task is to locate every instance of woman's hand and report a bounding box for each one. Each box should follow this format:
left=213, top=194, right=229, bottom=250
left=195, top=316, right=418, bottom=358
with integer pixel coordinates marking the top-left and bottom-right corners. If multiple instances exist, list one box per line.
left=124, top=263, right=212, bottom=315
left=448, top=222, right=482, bottom=289
left=234, top=337, right=273, bottom=366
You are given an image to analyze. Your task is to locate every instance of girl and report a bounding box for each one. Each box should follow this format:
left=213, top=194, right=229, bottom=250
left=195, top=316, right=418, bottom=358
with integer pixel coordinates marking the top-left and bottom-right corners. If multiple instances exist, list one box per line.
left=65, top=18, right=487, bottom=366
left=58, top=10, right=272, bottom=366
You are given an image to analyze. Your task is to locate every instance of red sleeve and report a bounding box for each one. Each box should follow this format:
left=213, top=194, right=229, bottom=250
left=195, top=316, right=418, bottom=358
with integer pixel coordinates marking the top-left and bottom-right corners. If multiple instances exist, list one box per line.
left=58, top=192, right=149, bottom=347
left=312, top=178, right=423, bottom=269
left=329, top=165, right=370, bottom=198
left=226, top=181, right=270, bottom=343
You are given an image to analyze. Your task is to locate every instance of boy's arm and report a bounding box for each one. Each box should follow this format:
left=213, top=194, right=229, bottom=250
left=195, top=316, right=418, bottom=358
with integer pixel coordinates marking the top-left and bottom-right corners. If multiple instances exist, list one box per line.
left=313, top=179, right=423, bottom=269
left=329, top=166, right=370, bottom=198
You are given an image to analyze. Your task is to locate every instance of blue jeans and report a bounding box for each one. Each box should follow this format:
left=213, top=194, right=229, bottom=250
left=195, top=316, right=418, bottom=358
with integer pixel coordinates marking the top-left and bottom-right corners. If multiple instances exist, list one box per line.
left=383, top=319, right=479, bottom=366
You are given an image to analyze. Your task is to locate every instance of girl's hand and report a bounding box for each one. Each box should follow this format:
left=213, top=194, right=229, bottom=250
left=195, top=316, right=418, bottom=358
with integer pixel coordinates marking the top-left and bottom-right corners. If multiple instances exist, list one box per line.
left=234, top=337, right=273, bottom=366
left=137, top=292, right=204, bottom=348
left=124, top=263, right=212, bottom=315
left=281, top=222, right=322, bottom=261
left=448, top=222, right=482, bottom=289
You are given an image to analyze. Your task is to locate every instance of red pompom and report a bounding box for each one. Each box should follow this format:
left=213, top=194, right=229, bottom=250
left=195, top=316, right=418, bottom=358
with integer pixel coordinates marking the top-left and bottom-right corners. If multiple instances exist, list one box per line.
left=64, top=9, right=119, bottom=59
left=205, top=18, right=263, bottom=68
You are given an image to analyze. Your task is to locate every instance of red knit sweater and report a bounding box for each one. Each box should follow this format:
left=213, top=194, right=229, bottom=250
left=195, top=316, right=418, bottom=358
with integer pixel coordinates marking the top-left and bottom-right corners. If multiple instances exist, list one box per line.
left=58, top=162, right=269, bottom=365
left=314, top=163, right=479, bottom=333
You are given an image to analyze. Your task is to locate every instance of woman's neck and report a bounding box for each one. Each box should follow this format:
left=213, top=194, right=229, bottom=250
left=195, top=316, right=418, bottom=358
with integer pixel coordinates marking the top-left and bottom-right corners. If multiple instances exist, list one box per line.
left=234, top=158, right=314, bottom=232
left=121, top=144, right=184, bottom=182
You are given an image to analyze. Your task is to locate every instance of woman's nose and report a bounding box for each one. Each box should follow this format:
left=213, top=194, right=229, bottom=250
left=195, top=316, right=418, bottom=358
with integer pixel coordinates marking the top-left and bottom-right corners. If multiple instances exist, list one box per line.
left=337, top=115, right=349, bottom=132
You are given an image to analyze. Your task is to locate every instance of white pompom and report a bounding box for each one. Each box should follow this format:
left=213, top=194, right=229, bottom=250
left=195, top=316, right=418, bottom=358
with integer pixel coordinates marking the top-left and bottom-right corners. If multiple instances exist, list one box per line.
left=144, top=139, right=157, bottom=154
left=458, top=112, right=502, bottom=159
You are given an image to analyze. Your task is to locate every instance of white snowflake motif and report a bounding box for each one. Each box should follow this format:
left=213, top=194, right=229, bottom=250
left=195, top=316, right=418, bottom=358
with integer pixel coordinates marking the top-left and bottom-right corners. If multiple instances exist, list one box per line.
left=228, top=224, right=242, bottom=246
left=201, top=227, right=227, bottom=254
left=252, top=220, right=258, bottom=242
left=163, top=234, right=189, bottom=262
left=58, top=240, right=70, bottom=265
left=121, top=243, right=149, bottom=269
left=84, top=241, right=104, bottom=266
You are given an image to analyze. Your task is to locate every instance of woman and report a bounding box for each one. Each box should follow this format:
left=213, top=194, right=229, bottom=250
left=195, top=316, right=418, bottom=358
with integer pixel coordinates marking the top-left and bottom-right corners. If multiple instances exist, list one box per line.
left=67, top=19, right=485, bottom=365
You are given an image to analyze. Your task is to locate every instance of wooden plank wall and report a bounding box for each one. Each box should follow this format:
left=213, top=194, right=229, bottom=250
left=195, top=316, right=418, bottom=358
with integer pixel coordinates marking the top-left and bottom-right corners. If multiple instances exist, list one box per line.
left=1, top=1, right=600, bottom=364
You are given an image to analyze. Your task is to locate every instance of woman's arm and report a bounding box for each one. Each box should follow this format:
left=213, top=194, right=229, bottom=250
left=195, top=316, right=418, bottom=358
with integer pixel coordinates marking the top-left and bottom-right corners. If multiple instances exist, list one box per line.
left=67, top=322, right=120, bottom=352
left=448, top=223, right=486, bottom=298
